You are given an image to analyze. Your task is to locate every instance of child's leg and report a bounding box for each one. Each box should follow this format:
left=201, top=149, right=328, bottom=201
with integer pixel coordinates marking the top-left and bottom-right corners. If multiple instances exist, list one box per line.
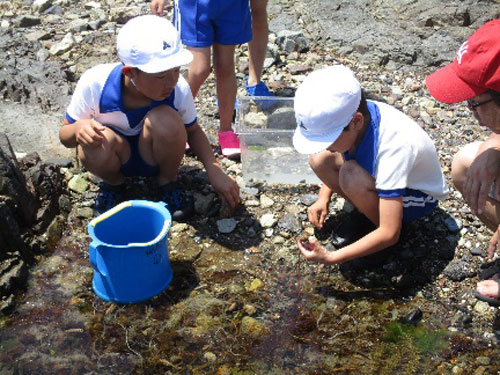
left=452, top=142, right=500, bottom=231
left=185, top=46, right=211, bottom=99
left=139, top=105, right=187, bottom=186
left=248, top=0, right=268, bottom=87
left=213, top=43, right=237, bottom=132
left=339, top=160, right=379, bottom=225
left=308, top=150, right=347, bottom=199
left=78, top=128, right=129, bottom=185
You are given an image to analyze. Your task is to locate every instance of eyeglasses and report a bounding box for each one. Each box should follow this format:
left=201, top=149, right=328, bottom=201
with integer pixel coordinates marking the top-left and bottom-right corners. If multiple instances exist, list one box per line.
left=467, top=98, right=493, bottom=110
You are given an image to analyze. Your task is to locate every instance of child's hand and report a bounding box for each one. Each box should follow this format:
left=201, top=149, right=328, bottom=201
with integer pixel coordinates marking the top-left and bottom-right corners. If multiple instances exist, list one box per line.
left=150, top=0, right=167, bottom=16
left=75, top=119, right=106, bottom=148
left=307, top=199, right=329, bottom=229
left=207, top=167, right=241, bottom=210
left=297, top=237, right=332, bottom=264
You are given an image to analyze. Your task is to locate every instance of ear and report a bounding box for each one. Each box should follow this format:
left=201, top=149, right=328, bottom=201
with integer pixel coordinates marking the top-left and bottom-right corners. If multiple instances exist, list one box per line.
left=351, top=112, right=364, bottom=130
left=122, top=66, right=137, bottom=79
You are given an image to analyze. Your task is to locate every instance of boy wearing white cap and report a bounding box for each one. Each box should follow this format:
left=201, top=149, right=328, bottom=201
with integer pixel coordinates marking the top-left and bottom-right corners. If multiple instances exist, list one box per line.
left=59, top=15, right=241, bottom=220
left=295, top=65, right=448, bottom=266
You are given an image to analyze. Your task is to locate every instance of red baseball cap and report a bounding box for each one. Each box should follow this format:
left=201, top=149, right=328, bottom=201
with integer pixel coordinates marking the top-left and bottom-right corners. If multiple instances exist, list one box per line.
left=426, top=19, right=500, bottom=104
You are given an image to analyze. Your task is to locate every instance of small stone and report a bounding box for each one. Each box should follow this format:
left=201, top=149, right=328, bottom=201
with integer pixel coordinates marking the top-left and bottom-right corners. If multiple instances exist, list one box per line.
left=171, top=223, right=189, bottom=234
left=76, top=207, right=94, bottom=218
left=216, top=218, right=237, bottom=234
left=203, top=352, right=217, bottom=362
left=240, top=316, right=266, bottom=338
left=260, top=213, right=277, bottom=228
left=470, top=247, right=485, bottom=256
left=246, top=278, right=263, bottom=292
left=444, top=216, right=463, bottom=233
left=33, top=0, right=53, bottom=13
left=299, top=193, right=317, bottom=206
left=49, top=33, right=75, bottom=56
left=68, top=175, right=89, bottom=193
left=473, top=301, right=490, bottom=315
left=243, top=304, right=257, bottom=315
left=475, top=356, right=490, bottom=366
left=259, top=194, right=274, bottom=208
left=277, top=213, right=301, bottom=234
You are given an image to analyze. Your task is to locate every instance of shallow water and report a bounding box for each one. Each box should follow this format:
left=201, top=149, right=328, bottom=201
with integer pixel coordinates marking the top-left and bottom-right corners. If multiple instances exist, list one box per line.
left=2, top=216, right=500, bottom=375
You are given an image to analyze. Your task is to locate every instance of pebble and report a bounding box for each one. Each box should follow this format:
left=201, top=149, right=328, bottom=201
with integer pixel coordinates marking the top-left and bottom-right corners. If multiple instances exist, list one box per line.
left=470, top=247, right=485, bottom=256
left=260, top=213, right=277, bottom=228
left=260, top=194, right=274, bottom=208
left=216, top=218, right=237, bottom=234
left=299, top=193, right=317, bottom=206
left=277, top=213, right=301, bottom=234
left=444, top=216, right=463, bottom=233
left=67, top=175, right=88, bottom=193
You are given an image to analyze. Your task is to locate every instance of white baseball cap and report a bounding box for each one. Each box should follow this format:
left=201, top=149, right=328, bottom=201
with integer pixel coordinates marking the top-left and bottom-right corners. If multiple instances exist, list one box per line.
left=117, top=15, right=193, bottom=74
left=293, top=65, right=362, bottom=154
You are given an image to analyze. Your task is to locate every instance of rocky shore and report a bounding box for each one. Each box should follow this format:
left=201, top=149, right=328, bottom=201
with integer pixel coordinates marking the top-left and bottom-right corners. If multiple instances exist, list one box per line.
left=2, top=0, right=500, bottom=374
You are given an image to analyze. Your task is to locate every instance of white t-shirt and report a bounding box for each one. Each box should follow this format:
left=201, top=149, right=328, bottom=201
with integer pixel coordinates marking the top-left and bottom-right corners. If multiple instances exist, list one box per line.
left=345, top=101, right=449, bottom=200
left=65, top=62, right=197, bottom=136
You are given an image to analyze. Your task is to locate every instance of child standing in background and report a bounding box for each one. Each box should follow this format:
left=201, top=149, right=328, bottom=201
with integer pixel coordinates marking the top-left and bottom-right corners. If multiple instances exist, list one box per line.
left=150, top=0, right=252, bottom=159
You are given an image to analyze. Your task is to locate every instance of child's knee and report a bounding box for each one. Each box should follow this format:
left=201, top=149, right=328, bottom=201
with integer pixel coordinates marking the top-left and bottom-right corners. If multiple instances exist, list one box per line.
left=451, top=143, right=478, bottom=191
left=146, top=106, right=186, bottom=139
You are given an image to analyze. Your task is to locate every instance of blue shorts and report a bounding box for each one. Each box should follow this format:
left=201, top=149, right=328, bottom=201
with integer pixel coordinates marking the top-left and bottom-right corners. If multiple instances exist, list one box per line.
left=174, top=0, right=252, bottom=47
left=114, top=130, right=160, bottom=178
left=402, top=188, right=438, bottom=222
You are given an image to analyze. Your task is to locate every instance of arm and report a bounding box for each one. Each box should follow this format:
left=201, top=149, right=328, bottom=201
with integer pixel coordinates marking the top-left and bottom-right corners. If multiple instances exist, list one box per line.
left=59, top=118, right=106, bottom=149
left=298, top=197, right=403, bottom=264
left=150, top=0, right=168, bottom=16
left=186, top=123, right=241, bottom=209
left=307, top=183, right=334, bottom=229
left=464, top=132, right=500, bottom=214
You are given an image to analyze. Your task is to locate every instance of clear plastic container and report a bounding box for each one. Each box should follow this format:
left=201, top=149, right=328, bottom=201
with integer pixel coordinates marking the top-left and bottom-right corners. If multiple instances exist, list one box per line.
left=235, top=97, right=320, bottom=185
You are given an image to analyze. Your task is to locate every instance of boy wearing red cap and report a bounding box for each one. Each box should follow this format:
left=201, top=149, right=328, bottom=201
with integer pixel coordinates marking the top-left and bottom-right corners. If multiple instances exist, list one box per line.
left=59, top=15, right=241, bottom=220
left=426, top=19, right=500, bottom=306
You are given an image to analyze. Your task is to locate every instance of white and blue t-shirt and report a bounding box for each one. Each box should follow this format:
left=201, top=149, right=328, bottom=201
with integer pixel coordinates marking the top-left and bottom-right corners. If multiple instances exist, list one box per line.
left=65, top=62, right=197, bottom=135
left=345, top=101, right=449, bottom=202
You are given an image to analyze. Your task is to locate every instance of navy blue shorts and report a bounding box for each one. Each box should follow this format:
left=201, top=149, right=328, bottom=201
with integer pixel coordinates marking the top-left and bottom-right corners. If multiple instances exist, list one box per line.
left=402, top=188, right=438, bottom=222
left=115, top=131, right=160, bottom=178
left=175, top=0, right=252, bottom=47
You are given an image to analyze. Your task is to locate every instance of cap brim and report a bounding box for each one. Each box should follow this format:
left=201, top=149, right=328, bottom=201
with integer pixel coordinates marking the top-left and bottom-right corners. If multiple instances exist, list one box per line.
left=426, top=62, right=486, bottom=104
left=292, top=126, right=343, bottom=155
left=137, top=49, right=193, bottom=74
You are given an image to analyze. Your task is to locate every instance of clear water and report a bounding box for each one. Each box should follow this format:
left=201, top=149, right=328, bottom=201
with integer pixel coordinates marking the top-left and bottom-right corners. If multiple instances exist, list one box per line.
left=241, top=145, right=320, bottom=185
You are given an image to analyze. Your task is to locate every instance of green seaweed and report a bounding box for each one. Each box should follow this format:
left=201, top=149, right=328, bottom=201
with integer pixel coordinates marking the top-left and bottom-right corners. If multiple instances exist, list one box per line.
left=383, top=321, right=448, bottom=355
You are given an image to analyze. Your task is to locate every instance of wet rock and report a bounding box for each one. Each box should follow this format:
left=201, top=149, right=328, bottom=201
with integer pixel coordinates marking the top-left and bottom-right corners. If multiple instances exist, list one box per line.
left=277, top=213, right=302, bottom=234
left=444, top=215, right=463, bottom=233
left=171, top=223, right=189, bottom=234
left=443, top=260, right=475, bottom=281
left=246, top=278, right=264, bottom=292
left=470, top=247, right=485, bottom=256
left=240, top=316, right=266, bottom=338
left=299, top=193, right=317, bottom=206
left=193, top=192, right=215, bottom=214
left=216, top=218, right=237, bottom=234
left=399, top=308, right=423, bottom=325
left=67, top=174, right=89, bottom=193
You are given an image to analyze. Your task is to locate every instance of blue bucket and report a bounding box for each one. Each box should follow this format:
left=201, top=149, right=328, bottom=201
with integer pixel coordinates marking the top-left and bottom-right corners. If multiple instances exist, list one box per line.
left=88, top=200, right=173, bottom=303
